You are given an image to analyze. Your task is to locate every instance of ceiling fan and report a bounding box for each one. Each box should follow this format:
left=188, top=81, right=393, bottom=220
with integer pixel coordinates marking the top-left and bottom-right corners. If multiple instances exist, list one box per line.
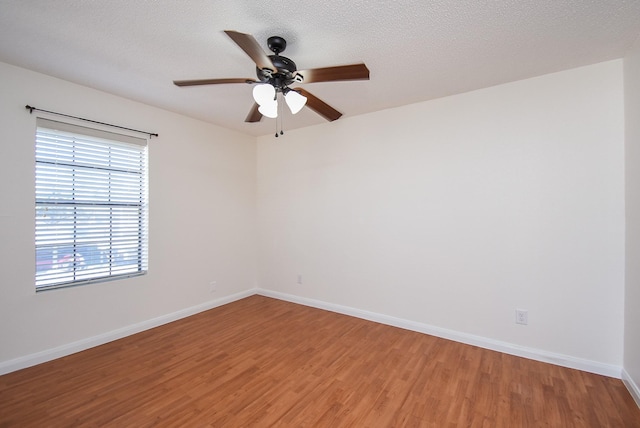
left=173, top=30, right=370, bottom=125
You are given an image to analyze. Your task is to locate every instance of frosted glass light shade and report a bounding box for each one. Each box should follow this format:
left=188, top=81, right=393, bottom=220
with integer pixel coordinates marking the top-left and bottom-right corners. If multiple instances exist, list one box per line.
left=285, top=90, right=307, bottom=114
left=258, top=101, right=278, bottom=118
left=253, top=84, right=276, bottom=105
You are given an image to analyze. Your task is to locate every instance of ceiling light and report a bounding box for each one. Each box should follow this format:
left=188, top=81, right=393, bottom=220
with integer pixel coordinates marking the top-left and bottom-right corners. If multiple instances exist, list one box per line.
left=253, top=84, right=276, bottom=106
left=258, top=101, right=278, bottom=118
left=284, top=90, right=307, bottom=114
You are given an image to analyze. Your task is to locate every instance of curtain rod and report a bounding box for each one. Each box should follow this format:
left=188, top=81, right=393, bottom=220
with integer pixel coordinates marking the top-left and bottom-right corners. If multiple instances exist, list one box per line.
left=25, top=105, right=159, bottom=138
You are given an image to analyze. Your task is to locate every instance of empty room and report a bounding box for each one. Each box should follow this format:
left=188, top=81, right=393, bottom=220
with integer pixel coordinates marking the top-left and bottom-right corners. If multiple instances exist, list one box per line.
left=1, top=1, right=640, bottom=426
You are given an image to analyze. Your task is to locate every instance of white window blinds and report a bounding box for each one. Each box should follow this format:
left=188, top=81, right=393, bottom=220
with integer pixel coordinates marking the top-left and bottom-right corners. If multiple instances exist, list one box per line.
left=35, top=118, right=148, bottom=291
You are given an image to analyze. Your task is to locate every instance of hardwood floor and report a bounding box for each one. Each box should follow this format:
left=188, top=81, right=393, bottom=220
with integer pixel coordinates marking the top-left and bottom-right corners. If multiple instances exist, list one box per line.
left=1, top=295, right=639, bottom=427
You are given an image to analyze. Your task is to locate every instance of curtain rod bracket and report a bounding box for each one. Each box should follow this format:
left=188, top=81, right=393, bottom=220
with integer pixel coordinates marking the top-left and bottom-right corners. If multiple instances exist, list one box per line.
left=24, top=104, right=158, bottom=138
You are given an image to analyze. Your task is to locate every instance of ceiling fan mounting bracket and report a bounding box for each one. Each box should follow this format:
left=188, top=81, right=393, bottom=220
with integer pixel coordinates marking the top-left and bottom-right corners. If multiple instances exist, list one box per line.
left=267, top=36, right=287, bottom=54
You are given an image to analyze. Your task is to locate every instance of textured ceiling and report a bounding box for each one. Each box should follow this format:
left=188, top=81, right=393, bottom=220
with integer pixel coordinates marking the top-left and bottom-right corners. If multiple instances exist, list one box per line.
left=0, top=0, right=639, bottom=137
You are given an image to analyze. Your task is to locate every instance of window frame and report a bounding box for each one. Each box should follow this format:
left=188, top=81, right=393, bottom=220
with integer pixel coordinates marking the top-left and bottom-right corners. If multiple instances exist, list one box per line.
left=34, top=118, right=149, bottom=292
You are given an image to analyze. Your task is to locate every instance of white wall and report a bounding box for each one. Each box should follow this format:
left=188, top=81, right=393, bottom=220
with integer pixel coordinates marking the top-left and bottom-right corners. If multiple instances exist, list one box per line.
left=624, top=35, right=640, bottom=402
left=257, top=60, right=625, bottom=367
left=0, top=58, right=628, bottom=378
left=0, top=62, right=257, bottom=366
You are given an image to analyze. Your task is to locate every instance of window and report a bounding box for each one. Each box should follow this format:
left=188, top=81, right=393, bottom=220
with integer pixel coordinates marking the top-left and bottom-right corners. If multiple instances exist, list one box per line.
left=35, top=118, right=148, bottom=291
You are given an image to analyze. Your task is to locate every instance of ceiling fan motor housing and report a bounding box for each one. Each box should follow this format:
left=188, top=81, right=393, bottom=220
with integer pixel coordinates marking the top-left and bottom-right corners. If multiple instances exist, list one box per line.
left=256, top=54, right=298, bottom=88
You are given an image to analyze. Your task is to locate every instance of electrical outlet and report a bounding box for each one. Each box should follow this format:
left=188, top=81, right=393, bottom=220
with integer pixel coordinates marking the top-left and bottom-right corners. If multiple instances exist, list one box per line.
left=515, top=309, right=528, bottom=325
left=209, top=281, right=217, bottom=292
left=297, top=274, right=302, bottom=285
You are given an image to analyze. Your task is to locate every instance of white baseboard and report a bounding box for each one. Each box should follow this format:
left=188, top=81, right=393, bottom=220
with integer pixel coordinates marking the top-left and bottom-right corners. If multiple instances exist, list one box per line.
left=622, top=369, right=640, bottom=408
left=0, top=287, right=626, bottom=383
left=256, top=289, right=622, bottom=379
left=0, top=289, right=257, bottom=376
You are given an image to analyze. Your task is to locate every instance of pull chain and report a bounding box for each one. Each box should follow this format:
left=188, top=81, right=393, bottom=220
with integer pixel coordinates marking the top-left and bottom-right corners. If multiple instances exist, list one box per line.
left=279, top=92, right=284, bottom=136
left=274, top=92, right=279, bottom=137
left=280, top=114, right=284, bottom=137
left=274, top=92, right=284, bottom=137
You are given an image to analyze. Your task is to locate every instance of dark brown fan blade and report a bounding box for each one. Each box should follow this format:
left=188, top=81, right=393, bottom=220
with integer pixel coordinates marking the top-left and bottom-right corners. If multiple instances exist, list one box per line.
left=174, top=78, right=256, bottom=87
left=294, top=88, right=342, bottom=121
left=295, top=63, right=369, bottom=84
left=224, top=30, right=276, bottom=72
left=245, top=103, right=263, bottom=123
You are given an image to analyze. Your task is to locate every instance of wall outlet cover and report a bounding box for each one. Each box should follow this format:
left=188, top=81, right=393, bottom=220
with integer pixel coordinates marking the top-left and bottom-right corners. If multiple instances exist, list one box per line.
left=516, top=309, right=528, bottom=325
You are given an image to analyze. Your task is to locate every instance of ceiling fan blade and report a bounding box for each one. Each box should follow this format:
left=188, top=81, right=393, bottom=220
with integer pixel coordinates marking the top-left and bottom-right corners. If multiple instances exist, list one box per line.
left=245, top=103, right=263, bottom=123
left=224, top=30, right=276, bottom=72
left=174, top=78, right=256, bottom=87
left=295, top=63, right=370, bottom=84
left=294, top=88, right=342, bottom=121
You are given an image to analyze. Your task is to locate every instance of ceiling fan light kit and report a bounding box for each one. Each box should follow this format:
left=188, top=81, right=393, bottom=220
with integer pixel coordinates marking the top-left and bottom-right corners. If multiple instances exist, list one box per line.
left=258, top=101, right=278, bottom=119
left=252, top=83, right=276, bottom=105
left=253, top=82, right=307, bottom=117
left=284, top=89, right=307, bottom=114
left=173, top=30, right=370, bottom=130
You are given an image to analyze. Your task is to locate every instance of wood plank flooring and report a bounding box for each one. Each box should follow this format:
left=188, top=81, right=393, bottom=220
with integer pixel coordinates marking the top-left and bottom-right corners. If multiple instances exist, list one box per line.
left=1, top=295, right=639, bottom=427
